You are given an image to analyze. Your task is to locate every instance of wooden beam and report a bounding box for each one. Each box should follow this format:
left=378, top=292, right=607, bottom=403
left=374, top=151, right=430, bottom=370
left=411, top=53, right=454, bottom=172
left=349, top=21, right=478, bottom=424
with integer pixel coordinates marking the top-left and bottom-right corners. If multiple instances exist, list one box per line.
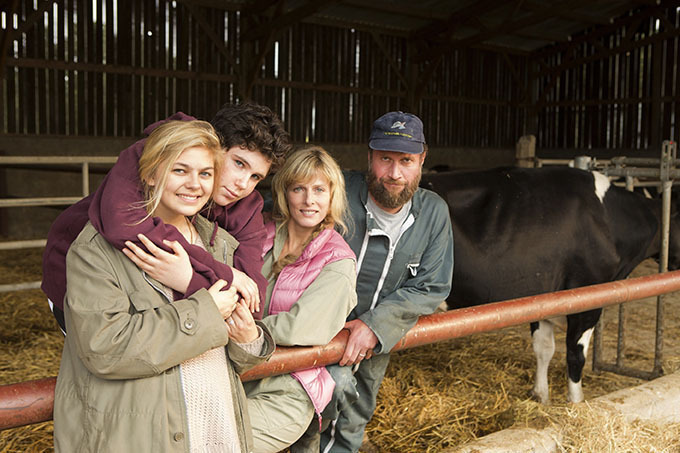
left=13, top=0, right=55, bottom=36
left=532, top=0, right=678, bottom=59
left=0, top=0, right=19, bottom=79
left=5, top=55, right=518, bottom=106
left=7, top=57, right=239, bottom=83
left=411, top=0, right=507, bottom=42
left=241, top=0, right=341, bottom=42
left=530, top=95, right=678, bottom=108
left=535, top=21, right=680, bottom=79
left=240, top=0, right=283, bottom=16
left=522, top=0, right=613, bottom=26
left=512, top=29, right=570, bottom=44
left=369, top=31, right=409, bottom=90
left=242, top=1, right=286, bottom=98
left=177, top=1, right=238, bottom=68
left=501, top=51, right=526, bottom=101
left=341, top=0, right=445, bottom=22
left=450, top=0, right=595, bottom=51
left=416, top=0, right=594, bottom=62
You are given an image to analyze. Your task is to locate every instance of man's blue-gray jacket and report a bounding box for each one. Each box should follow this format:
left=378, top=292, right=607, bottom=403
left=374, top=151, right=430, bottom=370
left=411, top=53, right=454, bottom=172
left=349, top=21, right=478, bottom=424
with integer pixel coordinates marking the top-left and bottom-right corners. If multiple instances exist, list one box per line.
left=343, top=171, right=454, bottom=353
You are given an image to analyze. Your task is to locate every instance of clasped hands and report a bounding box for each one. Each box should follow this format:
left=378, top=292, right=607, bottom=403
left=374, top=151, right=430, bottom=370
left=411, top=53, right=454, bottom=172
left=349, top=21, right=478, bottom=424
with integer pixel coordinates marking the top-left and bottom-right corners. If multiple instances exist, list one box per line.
left=123, top=233, right=259, bottom=342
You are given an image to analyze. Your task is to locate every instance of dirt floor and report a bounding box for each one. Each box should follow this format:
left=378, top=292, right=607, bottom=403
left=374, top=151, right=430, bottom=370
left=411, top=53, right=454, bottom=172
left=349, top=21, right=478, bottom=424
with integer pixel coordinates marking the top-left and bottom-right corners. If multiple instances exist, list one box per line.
left=1, top=250, right=679, bottom=452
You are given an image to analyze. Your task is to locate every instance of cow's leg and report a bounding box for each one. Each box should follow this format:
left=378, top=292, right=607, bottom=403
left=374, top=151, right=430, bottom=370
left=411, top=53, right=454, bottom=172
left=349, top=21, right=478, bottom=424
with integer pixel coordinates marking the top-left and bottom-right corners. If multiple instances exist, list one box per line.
left=565, top=309, right=601, bottom=403
left=530, top=320, right=555, bottom=404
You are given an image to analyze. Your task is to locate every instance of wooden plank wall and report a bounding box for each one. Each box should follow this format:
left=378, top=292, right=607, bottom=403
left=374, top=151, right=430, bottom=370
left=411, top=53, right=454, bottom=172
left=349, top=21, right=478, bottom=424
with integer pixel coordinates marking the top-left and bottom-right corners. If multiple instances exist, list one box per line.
left=536, top=5, right=679, bottom=150
left=3, top=1, right=676, bottom=150
left=1, top=0, right=526, bottom=149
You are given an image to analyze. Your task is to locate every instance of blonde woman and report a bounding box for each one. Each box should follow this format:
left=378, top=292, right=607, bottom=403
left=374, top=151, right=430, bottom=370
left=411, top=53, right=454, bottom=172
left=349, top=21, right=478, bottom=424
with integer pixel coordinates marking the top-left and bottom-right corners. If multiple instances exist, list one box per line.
left=54, top=120, right=274, bottom=453
left=245, top=146, right=357, bottom=452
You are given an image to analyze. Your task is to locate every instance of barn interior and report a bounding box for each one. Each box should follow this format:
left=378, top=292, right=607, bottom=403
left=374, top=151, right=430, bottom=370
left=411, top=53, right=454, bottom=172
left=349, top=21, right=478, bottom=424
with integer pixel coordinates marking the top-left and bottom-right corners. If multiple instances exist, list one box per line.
left=1, top=0, right=679, bottom=240
left=1, top=1, right=680, bottom=452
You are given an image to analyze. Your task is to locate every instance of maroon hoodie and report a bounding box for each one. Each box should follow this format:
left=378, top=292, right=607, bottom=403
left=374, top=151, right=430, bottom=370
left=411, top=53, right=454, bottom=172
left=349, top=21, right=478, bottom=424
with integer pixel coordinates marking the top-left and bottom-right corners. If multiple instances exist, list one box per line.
left=42, top=112, right=268, bottom=331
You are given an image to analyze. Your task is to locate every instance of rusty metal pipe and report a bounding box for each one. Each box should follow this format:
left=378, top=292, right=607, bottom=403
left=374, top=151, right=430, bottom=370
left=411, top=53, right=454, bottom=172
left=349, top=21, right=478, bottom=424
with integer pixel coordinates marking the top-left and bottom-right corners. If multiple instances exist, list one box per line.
left=4, top=269, right=680, bottom=431
left=0, top=377, right=56, bottom=430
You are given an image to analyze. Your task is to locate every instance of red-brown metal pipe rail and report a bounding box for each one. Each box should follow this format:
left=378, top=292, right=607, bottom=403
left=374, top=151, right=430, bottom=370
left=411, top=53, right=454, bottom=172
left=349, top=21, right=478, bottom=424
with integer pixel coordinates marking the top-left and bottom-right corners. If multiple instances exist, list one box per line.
left=3, top=269, right=680, bottom=431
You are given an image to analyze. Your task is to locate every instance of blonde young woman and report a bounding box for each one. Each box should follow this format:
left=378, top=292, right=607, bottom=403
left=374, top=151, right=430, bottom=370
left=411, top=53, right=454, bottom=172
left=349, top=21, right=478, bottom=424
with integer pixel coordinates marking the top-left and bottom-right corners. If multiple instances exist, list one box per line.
left=245, top=146, right=357, bottom=452
left=54, top=120, right=274, bottom=453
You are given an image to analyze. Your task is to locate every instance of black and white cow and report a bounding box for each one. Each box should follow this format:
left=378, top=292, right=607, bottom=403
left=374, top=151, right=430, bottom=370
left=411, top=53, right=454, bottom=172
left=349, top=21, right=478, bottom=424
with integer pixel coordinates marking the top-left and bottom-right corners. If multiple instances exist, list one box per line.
left=421, top=166, right=680, bottom=404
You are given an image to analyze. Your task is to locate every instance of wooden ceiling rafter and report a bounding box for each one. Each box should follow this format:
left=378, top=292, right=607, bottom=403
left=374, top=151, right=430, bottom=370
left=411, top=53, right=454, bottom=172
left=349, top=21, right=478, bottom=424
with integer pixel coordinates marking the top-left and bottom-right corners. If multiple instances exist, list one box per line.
left=522, top=0, right=612, bottom=26
left=369, top=31, right=410, bottom=91
left=340, top=0, right=443, bottom=22
left=241, top=1, right=286, bottom=98
left=501, top=51, right=529, bottom=103
left=410, top=0, right=508, bottom=43
left=535, top=21, right=680, bottom=83
left=0, top=0, right=19, bottom=80
left=240, top=0, right=283, bottom=16
left=531, top=0, right=678, bottom=60
left=535, top=46, right=579, bottom=104
left=512, top=28, right=570, bottom=44
left=241, top=0, right=341, bottom=42
left=532, top=1, right=677, bottom=79
left=177, top=0, right=238, bottom=68
left=8, top=0, right=55, bottom=37
left=450, top=0, right=596, bottom=50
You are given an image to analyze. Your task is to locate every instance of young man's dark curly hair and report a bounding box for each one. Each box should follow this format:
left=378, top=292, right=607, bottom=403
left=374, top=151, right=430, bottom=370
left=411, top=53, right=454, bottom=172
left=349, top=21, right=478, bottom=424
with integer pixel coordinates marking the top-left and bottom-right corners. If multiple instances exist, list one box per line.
left=211, top=102, right=292, bottom=171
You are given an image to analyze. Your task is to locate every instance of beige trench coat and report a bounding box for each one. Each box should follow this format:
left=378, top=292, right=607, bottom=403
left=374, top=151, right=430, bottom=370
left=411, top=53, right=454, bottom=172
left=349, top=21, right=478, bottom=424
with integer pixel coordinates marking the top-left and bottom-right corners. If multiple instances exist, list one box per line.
left=54, top=216, right=274, bottom=453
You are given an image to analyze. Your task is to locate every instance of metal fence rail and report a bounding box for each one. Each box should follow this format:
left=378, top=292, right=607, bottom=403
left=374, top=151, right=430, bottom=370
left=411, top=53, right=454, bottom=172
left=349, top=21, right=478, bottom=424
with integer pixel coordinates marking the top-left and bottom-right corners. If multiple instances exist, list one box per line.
left=3, top=268, right=680, bottom=431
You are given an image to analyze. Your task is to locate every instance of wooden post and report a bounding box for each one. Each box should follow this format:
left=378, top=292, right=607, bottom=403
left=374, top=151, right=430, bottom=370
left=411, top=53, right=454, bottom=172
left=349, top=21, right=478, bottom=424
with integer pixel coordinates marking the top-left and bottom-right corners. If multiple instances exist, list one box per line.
left=515, top=135, right=536, bottom=168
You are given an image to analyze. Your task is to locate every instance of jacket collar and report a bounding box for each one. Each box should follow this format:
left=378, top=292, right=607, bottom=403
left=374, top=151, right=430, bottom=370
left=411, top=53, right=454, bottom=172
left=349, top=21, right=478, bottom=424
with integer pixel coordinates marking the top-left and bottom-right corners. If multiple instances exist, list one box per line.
left=273, top=222, right=336, bottom=264
left=192, top=215, right=219, bottom=247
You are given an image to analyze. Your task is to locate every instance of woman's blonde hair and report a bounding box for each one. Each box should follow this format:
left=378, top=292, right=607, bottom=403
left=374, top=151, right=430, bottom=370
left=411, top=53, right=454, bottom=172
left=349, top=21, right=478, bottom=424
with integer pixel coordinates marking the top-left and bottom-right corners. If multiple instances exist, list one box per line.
left=137, top=120, right=223, bottom=220
left=270, top=146, right=349, bottom=276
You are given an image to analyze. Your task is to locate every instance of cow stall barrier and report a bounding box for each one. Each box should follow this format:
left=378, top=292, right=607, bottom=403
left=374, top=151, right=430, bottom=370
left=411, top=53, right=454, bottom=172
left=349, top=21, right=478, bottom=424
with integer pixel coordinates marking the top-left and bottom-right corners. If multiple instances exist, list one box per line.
left=575, top=141, right=679, bottom=380
left=3, top=269, right=680, bottom=431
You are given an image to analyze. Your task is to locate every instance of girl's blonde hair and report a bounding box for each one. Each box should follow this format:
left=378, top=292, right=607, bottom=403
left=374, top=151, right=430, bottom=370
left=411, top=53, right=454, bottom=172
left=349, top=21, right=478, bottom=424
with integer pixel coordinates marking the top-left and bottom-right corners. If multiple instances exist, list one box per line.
left=270, top=145, right=349, bottom=275
left=137, top=120, right=223, bottom=220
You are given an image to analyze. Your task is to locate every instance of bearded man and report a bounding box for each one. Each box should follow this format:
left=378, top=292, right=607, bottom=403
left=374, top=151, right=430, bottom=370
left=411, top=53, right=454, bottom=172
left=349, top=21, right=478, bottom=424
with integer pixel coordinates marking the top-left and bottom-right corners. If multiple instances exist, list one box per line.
left=317, top=111, right=454, bottom=452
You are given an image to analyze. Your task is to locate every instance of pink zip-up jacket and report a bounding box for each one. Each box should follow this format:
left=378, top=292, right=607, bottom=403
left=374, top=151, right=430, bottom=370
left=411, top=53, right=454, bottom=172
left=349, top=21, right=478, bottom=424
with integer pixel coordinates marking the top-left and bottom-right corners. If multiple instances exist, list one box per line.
left=262, top=222, right=355, bottom=416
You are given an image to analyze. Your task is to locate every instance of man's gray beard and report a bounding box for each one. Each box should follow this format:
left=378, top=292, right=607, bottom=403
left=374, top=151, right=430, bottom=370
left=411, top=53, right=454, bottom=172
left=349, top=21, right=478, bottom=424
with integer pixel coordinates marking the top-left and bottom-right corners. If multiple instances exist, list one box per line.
left=366, top=171, right=420, bottom=210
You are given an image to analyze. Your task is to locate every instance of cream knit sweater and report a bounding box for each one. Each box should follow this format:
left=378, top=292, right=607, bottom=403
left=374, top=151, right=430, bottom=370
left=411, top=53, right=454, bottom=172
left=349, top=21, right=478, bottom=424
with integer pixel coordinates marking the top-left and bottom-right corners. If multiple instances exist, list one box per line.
left=165, top=236, right=264, bottom=453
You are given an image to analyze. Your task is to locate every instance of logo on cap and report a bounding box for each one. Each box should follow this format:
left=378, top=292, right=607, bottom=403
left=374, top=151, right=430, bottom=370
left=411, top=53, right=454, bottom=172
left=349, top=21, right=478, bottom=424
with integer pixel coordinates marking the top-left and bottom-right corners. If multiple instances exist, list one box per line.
left=391, top=121, right=406, bottom=130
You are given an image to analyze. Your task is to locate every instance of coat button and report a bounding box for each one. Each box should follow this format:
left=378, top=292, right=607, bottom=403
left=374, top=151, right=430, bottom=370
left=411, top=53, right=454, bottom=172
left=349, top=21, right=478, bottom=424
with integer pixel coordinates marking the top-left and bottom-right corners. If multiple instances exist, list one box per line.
left=184, top=318, right=195, bottom=330
left=173, top=432, right=184, bottom=442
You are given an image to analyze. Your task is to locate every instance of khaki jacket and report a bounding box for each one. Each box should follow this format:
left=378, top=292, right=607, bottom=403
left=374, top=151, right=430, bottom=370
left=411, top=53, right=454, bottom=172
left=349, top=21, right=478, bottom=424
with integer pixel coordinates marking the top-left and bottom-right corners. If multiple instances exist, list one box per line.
left=54, top=216, right=274, bottom=453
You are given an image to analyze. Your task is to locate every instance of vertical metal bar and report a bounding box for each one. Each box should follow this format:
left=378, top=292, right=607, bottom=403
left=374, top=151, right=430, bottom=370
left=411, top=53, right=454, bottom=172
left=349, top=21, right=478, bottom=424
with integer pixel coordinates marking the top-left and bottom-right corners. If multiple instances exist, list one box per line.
left=82, top=162, right=90, bottom=196
left=625, top=175, right=634, bottom=191
left=592, top=317, right=603, bottom=371
left=616, top=303, right=626, bottom=367
left=653, top=140, right=675, bottom=376
left=591, top=154, right=606, bottom=372
left=616, top=176, right=635, bottom=367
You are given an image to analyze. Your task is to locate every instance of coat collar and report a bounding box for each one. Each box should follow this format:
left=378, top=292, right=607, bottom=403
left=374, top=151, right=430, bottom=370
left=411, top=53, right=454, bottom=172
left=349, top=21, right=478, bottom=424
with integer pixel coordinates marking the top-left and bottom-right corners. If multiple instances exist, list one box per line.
left=272, top=222, right=337, bottom=265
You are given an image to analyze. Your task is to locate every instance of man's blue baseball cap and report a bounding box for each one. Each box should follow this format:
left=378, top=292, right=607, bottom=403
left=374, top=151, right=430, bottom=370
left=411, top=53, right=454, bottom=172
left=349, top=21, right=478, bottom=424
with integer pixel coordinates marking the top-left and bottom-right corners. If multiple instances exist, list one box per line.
left=369, top=111, right=425, bottom=154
